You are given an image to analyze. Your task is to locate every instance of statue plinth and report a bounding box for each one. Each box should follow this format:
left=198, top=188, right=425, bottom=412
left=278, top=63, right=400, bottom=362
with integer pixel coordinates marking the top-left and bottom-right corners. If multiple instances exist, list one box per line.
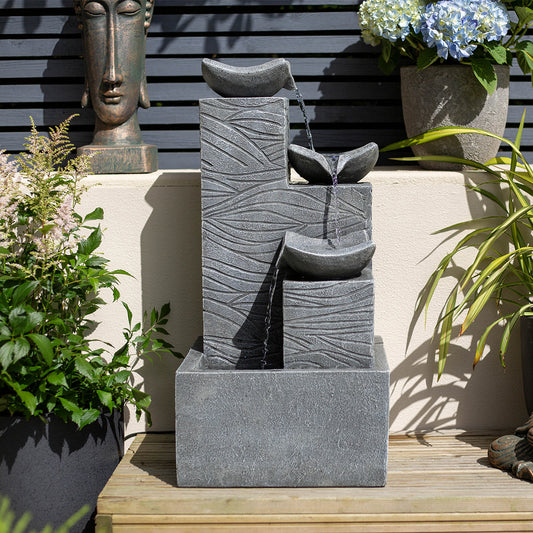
left=176, top=338, right=389, bottom=487
left=77, top=144, right=158, bottom=174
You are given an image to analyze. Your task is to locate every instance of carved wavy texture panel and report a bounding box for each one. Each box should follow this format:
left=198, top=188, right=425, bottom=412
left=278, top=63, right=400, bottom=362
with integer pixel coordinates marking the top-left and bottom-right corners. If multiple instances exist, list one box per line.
left=283, top=278, right=374, bottom=369
left=200, top=98, right=372, bottom=369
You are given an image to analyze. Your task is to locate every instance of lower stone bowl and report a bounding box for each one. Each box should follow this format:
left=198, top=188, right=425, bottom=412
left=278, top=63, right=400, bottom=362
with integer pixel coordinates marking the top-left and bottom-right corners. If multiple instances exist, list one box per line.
left=279, top=230, right=375, bottom=280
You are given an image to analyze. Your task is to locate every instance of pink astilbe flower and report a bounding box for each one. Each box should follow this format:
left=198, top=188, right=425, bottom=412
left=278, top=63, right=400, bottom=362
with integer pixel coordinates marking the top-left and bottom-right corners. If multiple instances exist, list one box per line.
left=52, top=194, right=80, bottom=250
left=0, top=151, right=22, bottom=249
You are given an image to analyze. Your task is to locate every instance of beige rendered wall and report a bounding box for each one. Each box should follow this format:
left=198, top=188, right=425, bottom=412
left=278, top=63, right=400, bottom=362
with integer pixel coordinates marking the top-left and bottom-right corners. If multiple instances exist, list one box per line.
left=79, top=168, right=527, bottom=438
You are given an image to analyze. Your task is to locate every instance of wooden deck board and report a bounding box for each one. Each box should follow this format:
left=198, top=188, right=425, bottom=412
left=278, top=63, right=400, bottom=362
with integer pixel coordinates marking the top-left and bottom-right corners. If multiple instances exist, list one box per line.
left=96, top=433, right=533, bottom=532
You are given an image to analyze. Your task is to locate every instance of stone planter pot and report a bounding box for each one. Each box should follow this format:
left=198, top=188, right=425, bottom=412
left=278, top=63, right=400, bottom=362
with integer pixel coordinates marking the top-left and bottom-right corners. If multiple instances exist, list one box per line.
left=400, top=65, right=510, bottom=170
left=0, top=410, right=123, bottom=533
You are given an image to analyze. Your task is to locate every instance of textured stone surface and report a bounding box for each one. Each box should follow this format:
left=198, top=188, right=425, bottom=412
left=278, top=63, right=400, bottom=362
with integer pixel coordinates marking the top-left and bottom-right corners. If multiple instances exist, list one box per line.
left=288, top=142, right=379, bottom=184
left=400, top=65, right=509, bottom=170
left=280, top=230, right=375, bottom=280
left=202, top=58, right=296, bottom=97
left=283, top=268, right=374, bottom=369
left=200, top=97, right=372, bottom=369
left=175, top=338, right=389, bottom=487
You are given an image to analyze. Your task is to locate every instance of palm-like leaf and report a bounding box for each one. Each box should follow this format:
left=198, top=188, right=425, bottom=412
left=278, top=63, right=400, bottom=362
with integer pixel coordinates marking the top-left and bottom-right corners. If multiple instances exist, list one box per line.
left=385, top=111, right=533, bottom=378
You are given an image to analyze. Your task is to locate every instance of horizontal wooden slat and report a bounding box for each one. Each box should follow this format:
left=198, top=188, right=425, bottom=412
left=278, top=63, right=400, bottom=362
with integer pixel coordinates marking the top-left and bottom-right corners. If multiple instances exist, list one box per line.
left=0, top=0, right=361, bottom=8
left=0, top=35, right=365, bottom=57
left=3, top=80, right=532, bottom=104
left=3, top=57, right=530, bottom=80
left=0, top=128, right=409, bottom=151
left=0, top=105, right=406, bottom=127
left=0, top=80, right=399, bottom=103
left=2, top=127, right=532, bottom=153
left=4, top=105, right=533, bottom=131
left=0, top=12, right=360, bottom=35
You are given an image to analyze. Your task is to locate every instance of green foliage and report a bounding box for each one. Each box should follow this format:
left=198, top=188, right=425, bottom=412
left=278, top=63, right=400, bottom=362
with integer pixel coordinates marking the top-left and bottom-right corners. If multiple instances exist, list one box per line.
left=0, top=117, right=181, bottom=427
left=0, top=496, right=89, bottom=533
left=382, top=111, right=533, bottom=379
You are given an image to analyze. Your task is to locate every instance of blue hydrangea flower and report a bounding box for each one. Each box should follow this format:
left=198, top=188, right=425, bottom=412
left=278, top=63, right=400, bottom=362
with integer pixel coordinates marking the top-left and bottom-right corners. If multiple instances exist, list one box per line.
left=420, top=0, right=510, bottom=60
left=359, top=0, right=425, bottom=45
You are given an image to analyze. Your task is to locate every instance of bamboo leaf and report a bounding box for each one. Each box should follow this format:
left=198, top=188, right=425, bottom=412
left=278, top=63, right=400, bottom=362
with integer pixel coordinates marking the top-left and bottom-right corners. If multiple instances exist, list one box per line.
left=381, top=126, right=519, bottom=154
left=473, top=316, right=509, bottom=367
left=500, top=304, right=533, bottom=357
left=461, top=205, right=533, bottom=287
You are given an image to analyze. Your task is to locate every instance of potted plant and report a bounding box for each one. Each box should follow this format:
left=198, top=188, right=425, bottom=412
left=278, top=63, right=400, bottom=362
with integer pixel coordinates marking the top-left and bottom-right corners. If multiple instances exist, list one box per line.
left=358, top=0, right=533, bottom=168
left=0, top=116, right=179, bottom=532
left=382, top=112, right=533, bottom=400
left=382, top=114, right=533, bottom=480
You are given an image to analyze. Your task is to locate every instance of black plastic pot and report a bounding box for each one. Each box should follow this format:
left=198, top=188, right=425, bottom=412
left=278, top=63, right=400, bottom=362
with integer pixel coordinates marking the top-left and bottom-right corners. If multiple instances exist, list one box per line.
left=0, top=410, right=123, bottom=533
left=521, top=316, right=533, bottom=416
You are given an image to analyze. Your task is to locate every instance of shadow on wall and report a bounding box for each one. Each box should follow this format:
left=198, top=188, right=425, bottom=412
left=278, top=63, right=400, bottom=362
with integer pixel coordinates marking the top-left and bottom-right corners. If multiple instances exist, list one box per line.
left=41, top=4, right=92, bottom=144
left=391, top=325, right=527, bottom=434
left=155, top=2, right=290, bottom=55
left=391, top=174, right=528, bottom=434
left=139, top=173, right=203, bottom=431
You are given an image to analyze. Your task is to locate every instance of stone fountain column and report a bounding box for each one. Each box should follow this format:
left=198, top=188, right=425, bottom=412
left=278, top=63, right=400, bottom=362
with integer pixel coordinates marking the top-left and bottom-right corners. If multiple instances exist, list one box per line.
left=175, top=83, right=389, bottom=487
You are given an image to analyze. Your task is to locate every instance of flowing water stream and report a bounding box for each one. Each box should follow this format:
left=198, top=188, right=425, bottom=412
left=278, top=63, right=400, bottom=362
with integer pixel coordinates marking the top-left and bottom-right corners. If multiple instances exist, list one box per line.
left=293, top=85, right=314, bottom=152
left=329, top=154, right=341, bottom=245
left=261, top=265, right=280, bottom=368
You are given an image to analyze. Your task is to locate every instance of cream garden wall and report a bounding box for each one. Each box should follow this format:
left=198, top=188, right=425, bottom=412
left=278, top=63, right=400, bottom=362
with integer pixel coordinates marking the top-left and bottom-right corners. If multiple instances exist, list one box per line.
left=79, top=168, right=527, bottom=439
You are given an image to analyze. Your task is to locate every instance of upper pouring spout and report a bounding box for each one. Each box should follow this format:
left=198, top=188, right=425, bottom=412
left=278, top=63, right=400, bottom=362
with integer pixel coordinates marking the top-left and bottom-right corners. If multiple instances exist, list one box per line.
left=202, top=58, right=295, bottom=98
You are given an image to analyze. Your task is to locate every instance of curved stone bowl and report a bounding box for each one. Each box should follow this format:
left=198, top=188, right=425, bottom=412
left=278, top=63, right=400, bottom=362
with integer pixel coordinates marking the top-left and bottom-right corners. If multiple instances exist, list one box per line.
left=202, top=58, right=296, bottom=98
left=288, top=143, right=379, bottom=184
left=279, top=230, right=375, bottom=280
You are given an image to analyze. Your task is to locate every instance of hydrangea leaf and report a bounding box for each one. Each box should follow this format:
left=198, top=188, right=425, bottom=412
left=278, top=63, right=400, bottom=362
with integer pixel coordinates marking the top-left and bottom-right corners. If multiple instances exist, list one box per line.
left=484, top=42, right=508, bottom=65
left=417, top=47, right=438, bottom=70
left=471, top=59, right=497, bottom=94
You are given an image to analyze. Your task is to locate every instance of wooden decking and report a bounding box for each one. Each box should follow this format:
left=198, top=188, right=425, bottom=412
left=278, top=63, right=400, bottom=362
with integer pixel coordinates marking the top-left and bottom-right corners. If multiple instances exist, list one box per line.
left=96, top=433, right=533, bottom=532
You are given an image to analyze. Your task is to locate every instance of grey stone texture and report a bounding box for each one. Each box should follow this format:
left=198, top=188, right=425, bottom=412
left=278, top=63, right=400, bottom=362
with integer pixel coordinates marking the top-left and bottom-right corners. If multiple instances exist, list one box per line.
left=202, top=58, right=296, bottom=98
left=283, top=268, right=374, bottom=369
left=200, top=97, right=372, bottom=369
left=400, top=65, right=509, bottom=170
left=280, top=230, right=375, bottom=281
left=175, top=338, right=389, bottom=487
left=288, top=142, right=379, bottom=184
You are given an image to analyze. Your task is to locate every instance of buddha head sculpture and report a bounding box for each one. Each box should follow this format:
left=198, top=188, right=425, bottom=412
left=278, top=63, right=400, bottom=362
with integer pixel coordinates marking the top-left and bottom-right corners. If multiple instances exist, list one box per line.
left=74, top=0, right=158, bottom=172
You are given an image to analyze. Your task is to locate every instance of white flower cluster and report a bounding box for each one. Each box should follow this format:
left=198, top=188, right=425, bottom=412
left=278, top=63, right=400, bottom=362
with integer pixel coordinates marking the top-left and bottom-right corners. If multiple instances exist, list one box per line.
left=359, top=0, right=425, bottom=45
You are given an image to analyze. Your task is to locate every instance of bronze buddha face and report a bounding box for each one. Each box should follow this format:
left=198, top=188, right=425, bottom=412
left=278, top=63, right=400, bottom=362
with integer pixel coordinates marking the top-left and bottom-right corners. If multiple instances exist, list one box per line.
left=75, top=0, right=153, bottom=146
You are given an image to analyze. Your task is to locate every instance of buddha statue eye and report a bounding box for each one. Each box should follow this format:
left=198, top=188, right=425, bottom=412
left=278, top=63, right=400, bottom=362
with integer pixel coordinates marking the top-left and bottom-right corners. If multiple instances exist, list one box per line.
left=117, top=0, right=141, bottom=15
left=83, top=1, right=105, bottom=16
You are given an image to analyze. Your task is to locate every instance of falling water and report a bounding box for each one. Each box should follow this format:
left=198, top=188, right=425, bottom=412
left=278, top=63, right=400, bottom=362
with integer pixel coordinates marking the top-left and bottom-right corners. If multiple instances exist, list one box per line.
left=261, top=265, right=280, bottom=369
left=293, top=85, right=315, bottom=152
left=329, top=155, right=341, bottom=245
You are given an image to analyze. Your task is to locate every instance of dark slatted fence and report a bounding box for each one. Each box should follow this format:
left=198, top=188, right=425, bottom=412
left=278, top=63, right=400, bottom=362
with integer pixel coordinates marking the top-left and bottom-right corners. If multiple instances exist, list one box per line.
left=1, top=0, right=532, bottom=168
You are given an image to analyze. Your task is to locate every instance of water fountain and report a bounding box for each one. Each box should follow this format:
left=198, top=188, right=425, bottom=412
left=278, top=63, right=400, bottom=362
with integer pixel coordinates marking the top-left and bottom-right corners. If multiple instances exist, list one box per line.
left=175, top=59, right=389, bottom=487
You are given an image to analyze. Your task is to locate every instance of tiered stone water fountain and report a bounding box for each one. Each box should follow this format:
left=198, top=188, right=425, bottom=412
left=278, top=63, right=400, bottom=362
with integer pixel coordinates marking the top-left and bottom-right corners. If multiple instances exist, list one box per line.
left=175, top=59, right=389, bottom=487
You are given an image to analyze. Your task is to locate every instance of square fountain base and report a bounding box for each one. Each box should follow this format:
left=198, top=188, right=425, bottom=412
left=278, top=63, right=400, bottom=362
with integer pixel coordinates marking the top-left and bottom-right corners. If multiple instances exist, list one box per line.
left=175, top=337, right=389, bottom=487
